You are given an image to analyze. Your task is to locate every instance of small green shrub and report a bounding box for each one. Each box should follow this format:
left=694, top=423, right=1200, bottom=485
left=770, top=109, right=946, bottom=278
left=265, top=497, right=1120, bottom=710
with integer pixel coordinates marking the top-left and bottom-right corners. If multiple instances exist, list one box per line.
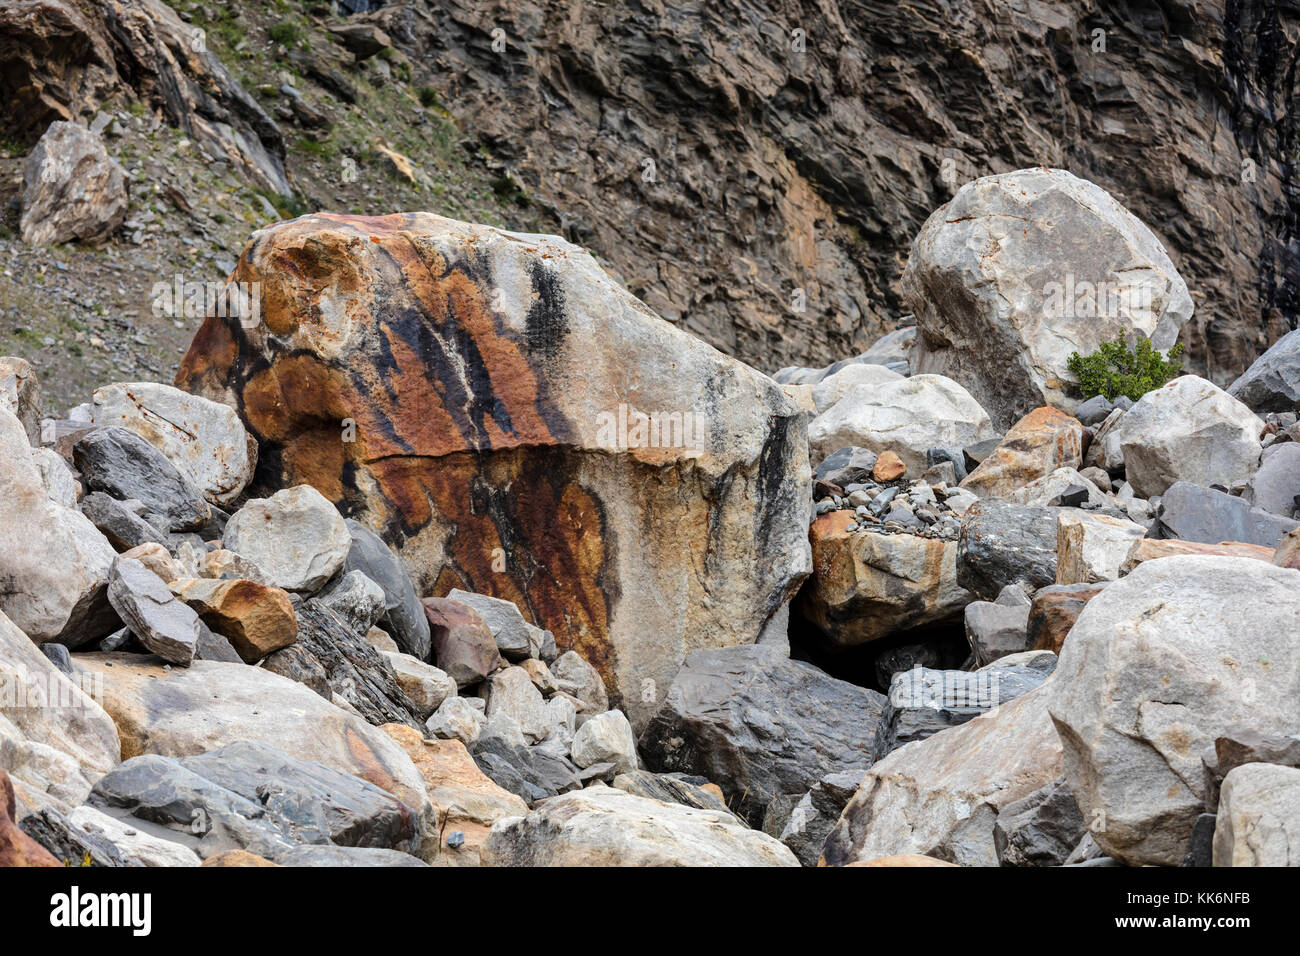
left=268, top=19, right=303, bottom=46
left=1067, top=332, right=1185, bottom=402
left=418, top=86, right=441, bottom=108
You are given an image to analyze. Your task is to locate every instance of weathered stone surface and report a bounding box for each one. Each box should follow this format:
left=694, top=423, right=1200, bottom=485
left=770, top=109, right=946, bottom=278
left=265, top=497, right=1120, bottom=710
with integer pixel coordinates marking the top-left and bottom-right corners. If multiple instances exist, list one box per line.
left=824, top=685, right=1063, bottom=867
left=222, top=485, right=350, bottom=594
left=960, top=408, right=1083, bottom=499
left=1116, top=376, right=1264, bottom=498
left=385, top=654, right=456, bottom=721
left=611, top=770, right=738, bottom=820
left=1049, top=556, right=1300, bottom=866
left=1228, top=328, right=1300, bottom=413
left=447, top=588, right=544, bottom=662
left=382, top=724, right=527, bottom=867
left=88, top=382, right=254, bottom=506
left=571, top=710, right=639, bottom=774
left=67, top=805, right=200, bottom=867
left=343, top=518, right=431, bottom=659
left=873, top=653, right=1057, bottom=759
left=0, top=609, right=120, bottom=807
left=471, top=735, right=582, bottom=803
left=1202, top=731, right=1300, bottom=811
left=1083, top=407, right=1127, bottom=474
left=425, top=696, right=485, bottom=747
left=478, top=666, right=550, bottom=744
left=423, top=597, right=502, bottom=688
left=119, top=542, right=182, bottom=585
left=777, top=770, right=862, bottom=867
left=177, top=213, right=810, bottom=730
left=550, top=650, right=608, bottom=714
left=957, top=501, right=1060, bottom=599
left=640, top=644, right=885, bottom=827
left=1027, top=583, right=1107, bottom=655
left=810, top=363, right=903, bottom=414
left=1277, top=528, right=1300, bottom=570
left=106, top=558, right=199, bottom=666
left=89, top=741, right=422, bottom=862
left=808, top=373, right=994, bottom=473
left=263, top=602, right=423, bottom=729
left=170, top=577, right=297, bottom=663
left=1002, top=467, right=1108, bottom=509
left=314, top=570, right=386, bottom=636
left=18, top=805, right=134, bottom=867
left=1150, top=482, right=1299, bottom=548
left=1120, top=538, right=1275, bottom=575
left=813, top=446, right=879, bottom=488
left=963, top=599, right=1032, bottom=666
left=905, top=168, right=1191, bottom=430
left=0, top=770, right=60, bottom=867
left=846, top=854, right=959, bottom=867
left=993, top=776, right=1086, bottom=868
left=34, top=447, right=79, bottom=508
left=1213, top=764, right=1300, bottom=867
left=195, top=549, right=272, bottom=585
left=797, top=511, right=971, bottom=646
left=73, top=426, right=210, bottom=532
left=1242, top=442, right=1300, bottom=518
left=481, top=785, right=798, bottom=867
left=19, top=120, right=126, bottom=245
left=1, top=408, right=117, bottom=645
left=78, top=491, right=166, bottom=552
left=0, top=356, right=41, bottom=445
left=72, top=652, right=433, bottom=826
left=1056, top=511, right=1147, bottom=585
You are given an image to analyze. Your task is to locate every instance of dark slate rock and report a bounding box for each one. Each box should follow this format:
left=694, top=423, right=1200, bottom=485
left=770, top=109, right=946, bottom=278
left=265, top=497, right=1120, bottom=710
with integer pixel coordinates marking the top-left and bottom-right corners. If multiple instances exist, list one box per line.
left=957, top=501, right=1061, bottom=599
left=195, top=620, right=244, bottom=663
left=80, top=491, right=168, bottom=551
left=106, top=558, right=200, bottom=666
left=925, top=446, right=968, bottom=482
left=19, top=807, right=136, bottom=867
left=873, top=653, right=1057, bottom=759
left=73, top=427, right=209, bottom=532
left=39, top=642, right=74, bottom=677
left=1074, top=394, right=1115, bottom=426
left=343, top=518, right=431, bottom=659
left=471, top=735, right=582, bottom=803
left=1228, top=327, right=1300, bottom=412
left=1180, top=813, right=1217, bottom=868
left=262, top=601, right=424, bottom=728
left=814, top=446, right=878, bottom=486
left=993, top=776, right=1086, bottom=867
left=88, top=741, right=421, bottom=860
left=1150, top=481, right=1299, bottom=548
left=962, top=435, right=1002, bottom=472
left=639, top=644, right=887, bottom=828
left=963, top=599, right=1032, bottom=666
left=776, top=770, right=864, bottom=867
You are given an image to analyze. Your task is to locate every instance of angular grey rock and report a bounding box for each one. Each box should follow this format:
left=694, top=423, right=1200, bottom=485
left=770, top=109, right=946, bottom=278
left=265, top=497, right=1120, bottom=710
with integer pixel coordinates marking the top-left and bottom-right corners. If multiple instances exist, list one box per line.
left=813, top=446, right=878, bottom=486
left=315, top=570, right=386, bottom=635
left=1074, top=395, right=1114, bottom=426
left=342, top=518, right=431, bottom=660
left=963, top=599, right=1032, bottom=666
left=1202, top=730, right=1300, bottom=812
left=73, top=426, right=210, bottom=532
left=1115, top=376, right=1263, bottom=498
left=1049, top=556, right=1300, bottom=866
left=639, top=644, right=886, bottom=827
left=811, top=363, right=904, bottom=414
left=105, top=558, right=199, bottom=666
left=1228, top=328, right=1300, bottom=413
left=993, top=776, right=1086, bottom=867
left=79, top=492, right=167, bottom=551
left=384, top=653, right=456, bottom=721
left=480, top=785, right=798, bottom=866
left=570, top=710, right=639, bottom=774
left=478, top=666, right=551, bottom=743
left=262, top=601, right=424, bottom=729
left=777, top=770, right=863, bottom=867
left=471, top=735, right=582, bottom=803
left=905, top=168, right=1192, bottom=430
left=1242, top=442, right=1300, bottom=518
left=610, top=770, right=739, bottom=820
left=447, top=588, right=543, bottom=662
left=425, top=695, right=486, bottom=747
left=88, top=741, right=421, bottom=861
left=273, top=845, right=428, bottom=866
left=1181, top=813, right=1217, bottom=868
left=19, top=121, right=127, bottom=245
left=1213, top=764, right=1300, bottom=867
left=874, top=654, right=1057, bottom=759
left=550, top=650, right=608, bottom=714
left=222, top=486, right=350, bottom=594
left=957, top=501, right=1061, bottom=599
left=88, top=382, right=255, bottom=507
left=1150, top=481, right=1299, bottom=548
left=66, top=806, right=201, bottom=867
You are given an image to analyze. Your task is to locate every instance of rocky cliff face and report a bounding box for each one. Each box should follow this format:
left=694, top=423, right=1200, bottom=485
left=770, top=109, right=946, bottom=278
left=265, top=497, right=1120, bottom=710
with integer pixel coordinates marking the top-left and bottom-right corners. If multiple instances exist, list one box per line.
left=377, top=0, right=1299, bottom=382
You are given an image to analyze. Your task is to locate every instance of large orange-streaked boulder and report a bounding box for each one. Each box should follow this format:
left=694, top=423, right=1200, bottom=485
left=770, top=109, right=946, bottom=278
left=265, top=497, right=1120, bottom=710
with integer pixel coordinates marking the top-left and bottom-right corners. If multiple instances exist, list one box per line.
left=176, top=213, right=811, bottom=728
